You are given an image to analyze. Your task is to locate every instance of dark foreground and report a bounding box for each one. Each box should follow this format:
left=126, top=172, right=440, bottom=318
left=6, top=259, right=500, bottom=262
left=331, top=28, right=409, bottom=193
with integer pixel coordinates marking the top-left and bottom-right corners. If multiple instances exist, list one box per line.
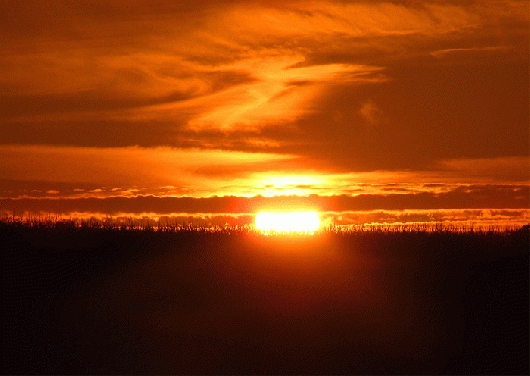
left=3, top=224, right=529, bottom=374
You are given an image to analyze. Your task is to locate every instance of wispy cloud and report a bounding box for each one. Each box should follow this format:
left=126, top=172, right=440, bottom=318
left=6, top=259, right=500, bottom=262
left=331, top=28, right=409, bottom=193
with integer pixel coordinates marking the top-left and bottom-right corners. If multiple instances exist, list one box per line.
left=359, top=100, right=386, bottom=125
left=3, top=1, right=520, bottom=131
left=1, top=144, right=527, bottom=202
left=186, top=58, right=382, bottom=131
left=430, top=46, right=509, bottom=57
left=0, top=145, right=298, bottom=196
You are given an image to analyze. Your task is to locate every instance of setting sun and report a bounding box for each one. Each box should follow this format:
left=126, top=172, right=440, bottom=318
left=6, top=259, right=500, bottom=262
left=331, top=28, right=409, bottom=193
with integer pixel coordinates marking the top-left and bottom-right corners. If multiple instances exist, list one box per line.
left=255, top=211, right=320, bottom=233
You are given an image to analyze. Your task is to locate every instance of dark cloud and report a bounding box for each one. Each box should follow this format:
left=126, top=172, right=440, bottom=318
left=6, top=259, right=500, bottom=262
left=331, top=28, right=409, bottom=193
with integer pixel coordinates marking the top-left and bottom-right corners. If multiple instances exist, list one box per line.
left=0, top=90, right=194, bottom=120
left=0, top=120, right=189, bottom=148
left=266, top=59, right=528, bottom=172
left=2, top=185, right=528, bottom=216
left=0, top=179, right=104, bottom=198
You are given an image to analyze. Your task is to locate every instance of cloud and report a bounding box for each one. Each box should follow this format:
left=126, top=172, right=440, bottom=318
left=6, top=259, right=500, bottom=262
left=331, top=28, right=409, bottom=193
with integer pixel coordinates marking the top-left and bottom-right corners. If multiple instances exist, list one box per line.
left=321, top=208, right=530, bottom=228
left=430, top=46, right=509, bottom=58
left=186, top=57, right=383, bottom=131
left=0, top=0, right=527, bottom=188
left=1, top=185, right=528, bottom=217
left=1, top=1, right=514, bottom=127
left=1, top=144, right=528, bottom=203
left=0, top=145, right=299, bottom=195
left=435, top=157, right=530, bottom=182
left=359, top=100, right=385, bottom=125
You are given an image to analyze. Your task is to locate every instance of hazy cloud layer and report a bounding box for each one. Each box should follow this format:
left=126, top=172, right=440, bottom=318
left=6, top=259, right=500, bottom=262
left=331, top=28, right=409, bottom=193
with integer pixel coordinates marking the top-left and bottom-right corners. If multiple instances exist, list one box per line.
left=2, top=185, right=528, bottom=217
left=0, top=146, right=528, bottom=201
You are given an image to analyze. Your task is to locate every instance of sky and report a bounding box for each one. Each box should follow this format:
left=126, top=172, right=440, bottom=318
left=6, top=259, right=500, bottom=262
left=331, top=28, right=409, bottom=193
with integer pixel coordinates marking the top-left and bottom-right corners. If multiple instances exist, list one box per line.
left=0, top=0, right=528, bottom=227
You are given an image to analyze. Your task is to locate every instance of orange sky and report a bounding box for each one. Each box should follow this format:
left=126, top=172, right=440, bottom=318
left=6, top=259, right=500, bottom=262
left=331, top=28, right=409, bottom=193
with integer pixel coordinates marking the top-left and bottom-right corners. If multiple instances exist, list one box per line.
left=0, top=0, right=528, bottom=226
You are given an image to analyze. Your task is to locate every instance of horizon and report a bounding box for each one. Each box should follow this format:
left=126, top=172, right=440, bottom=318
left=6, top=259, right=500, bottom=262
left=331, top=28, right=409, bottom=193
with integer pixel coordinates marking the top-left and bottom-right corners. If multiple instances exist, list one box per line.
left=2, top=211, right=528, bottom=233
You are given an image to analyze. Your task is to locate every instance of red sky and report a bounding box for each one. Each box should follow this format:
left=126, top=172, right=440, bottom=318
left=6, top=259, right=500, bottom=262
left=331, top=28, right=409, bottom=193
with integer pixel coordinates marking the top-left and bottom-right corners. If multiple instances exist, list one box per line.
left=0, top=0, right=528, bottom=226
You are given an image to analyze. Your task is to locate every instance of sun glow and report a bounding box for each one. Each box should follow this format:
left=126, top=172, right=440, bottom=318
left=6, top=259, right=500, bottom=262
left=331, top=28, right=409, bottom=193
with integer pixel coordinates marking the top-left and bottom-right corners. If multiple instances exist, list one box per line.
left=255, top=211, right=320, bottom=233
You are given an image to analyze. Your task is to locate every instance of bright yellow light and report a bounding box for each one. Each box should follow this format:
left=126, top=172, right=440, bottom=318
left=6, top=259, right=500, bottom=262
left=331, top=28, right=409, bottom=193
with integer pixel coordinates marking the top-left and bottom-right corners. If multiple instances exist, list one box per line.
left=255, top=211, right=320, bottom=233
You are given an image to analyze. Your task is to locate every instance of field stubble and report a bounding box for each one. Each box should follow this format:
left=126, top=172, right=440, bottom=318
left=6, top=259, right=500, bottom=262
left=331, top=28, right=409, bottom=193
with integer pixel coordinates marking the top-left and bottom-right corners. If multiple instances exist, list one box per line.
left=3, top=225, right=529, bottom=374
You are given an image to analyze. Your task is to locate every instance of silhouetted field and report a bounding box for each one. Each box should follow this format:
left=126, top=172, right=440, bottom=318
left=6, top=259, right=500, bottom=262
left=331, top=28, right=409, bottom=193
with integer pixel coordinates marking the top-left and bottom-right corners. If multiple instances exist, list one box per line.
left=3, top=223, right=529, bottom=374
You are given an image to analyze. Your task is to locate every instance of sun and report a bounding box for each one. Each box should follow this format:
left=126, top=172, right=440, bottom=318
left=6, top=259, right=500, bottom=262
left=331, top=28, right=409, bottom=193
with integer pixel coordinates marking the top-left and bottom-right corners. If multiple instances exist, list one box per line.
left=255, top=211, right=320, bottom=233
